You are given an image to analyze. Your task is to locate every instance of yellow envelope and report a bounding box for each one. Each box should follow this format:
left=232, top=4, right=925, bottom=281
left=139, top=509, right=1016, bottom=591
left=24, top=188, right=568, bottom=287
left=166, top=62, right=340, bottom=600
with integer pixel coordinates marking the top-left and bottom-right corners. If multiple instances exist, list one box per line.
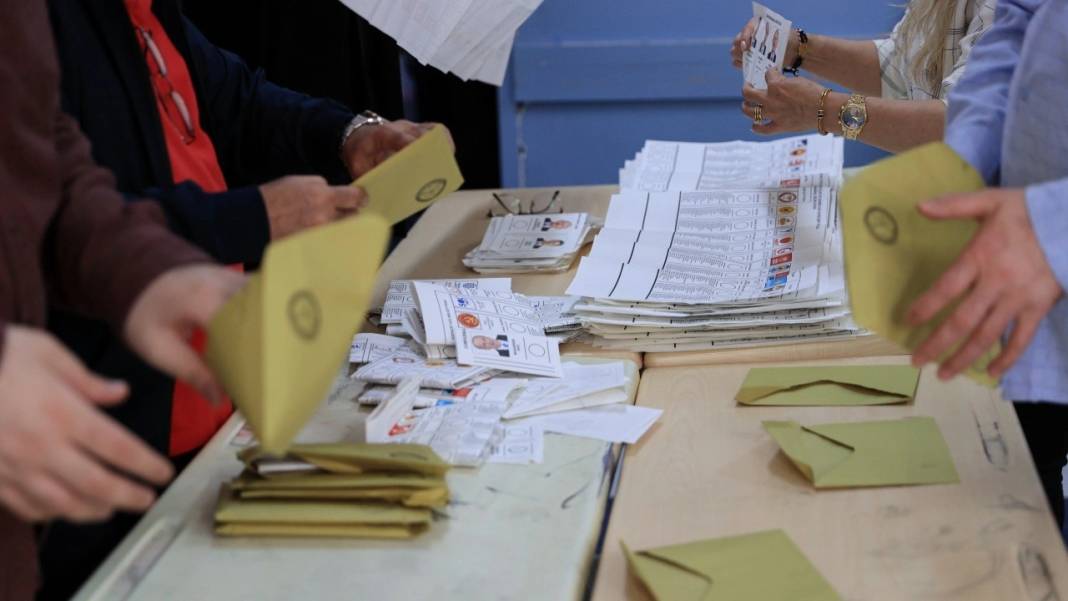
left=736, top=365, right=920, bottom=406
left=205, top=215, right=390, bottom=454
left=237, top=487, right=449, bottom=508
left=764, top=417, right=959, bottom=488
left=840, top=142, right=998, bottom=387
left=623, top=529, right=841, bottom=601
left=353, top=124, right=463, bottom=225
left=240, top=443, right=451, bottom=477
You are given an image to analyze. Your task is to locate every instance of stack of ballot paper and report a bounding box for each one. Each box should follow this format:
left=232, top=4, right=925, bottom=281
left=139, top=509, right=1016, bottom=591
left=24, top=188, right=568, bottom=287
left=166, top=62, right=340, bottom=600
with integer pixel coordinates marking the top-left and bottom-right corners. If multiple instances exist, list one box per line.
left=463, top=213, right=598, bottom=274
left=567, top=163, right=862, bottom=352
left=338, top=0, right=545, bottom=86
left=214, top=443, right=450, bottom=539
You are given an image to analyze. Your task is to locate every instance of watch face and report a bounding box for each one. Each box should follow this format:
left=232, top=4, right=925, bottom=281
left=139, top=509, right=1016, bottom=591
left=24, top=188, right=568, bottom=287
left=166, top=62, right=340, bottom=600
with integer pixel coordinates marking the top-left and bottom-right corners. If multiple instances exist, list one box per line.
left=842, top=105, right=866, bottom=129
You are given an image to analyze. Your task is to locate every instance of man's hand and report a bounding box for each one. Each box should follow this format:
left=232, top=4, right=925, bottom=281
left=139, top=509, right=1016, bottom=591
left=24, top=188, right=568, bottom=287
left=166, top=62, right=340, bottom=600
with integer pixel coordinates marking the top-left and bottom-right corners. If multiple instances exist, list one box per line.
left=908, top=189, right=1063, bottom=379
left=260, top=175, right=367, bottom=240
left=341, top=120, right=452, bottom=178
left=0, top=326, right=174, bottom=522
left=124, top=265, right=246, bottom=403
left=740, top=69, right=825, bottom=135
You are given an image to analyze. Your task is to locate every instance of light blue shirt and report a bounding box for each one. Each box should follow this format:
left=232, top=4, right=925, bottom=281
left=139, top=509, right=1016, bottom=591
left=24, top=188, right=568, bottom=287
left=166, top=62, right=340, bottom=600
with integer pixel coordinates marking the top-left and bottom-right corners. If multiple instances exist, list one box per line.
left=945, top=0, right=1068, bottom=403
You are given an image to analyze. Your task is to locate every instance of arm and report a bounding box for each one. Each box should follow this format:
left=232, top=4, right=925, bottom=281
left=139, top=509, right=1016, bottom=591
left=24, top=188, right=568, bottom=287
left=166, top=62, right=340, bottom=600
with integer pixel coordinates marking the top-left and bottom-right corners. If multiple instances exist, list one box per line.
left=795, top=36, right=883, bottom=97
left=945, top=0, right=1036, bottom=184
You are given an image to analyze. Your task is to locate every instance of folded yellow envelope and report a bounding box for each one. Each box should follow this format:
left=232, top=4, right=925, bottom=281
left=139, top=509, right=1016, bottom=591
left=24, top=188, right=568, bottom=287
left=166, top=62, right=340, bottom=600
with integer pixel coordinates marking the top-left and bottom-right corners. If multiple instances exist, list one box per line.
left=230, top=470, right=449, bottom=508
left=205, top=216, right=389, bottom=454
left=736, top=365, right=920, bottom=406
left=623, top=529, right=841, bottom=601
left=214, top=488, right=431, bottom=539
left=840, top=142, right=998, bottom=387
left=240, top=443, right=450, bottom=477
left=237, top=487, right=448, bottom=508
left=764, top=417, right=959, bottom=488
left=353, top=124, right=463, bottom=225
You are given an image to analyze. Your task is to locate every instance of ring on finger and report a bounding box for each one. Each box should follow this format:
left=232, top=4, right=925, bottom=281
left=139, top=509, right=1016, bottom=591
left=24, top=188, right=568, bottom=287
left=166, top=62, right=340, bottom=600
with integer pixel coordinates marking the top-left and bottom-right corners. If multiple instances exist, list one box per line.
left=753, top=105, right=764, bottom=123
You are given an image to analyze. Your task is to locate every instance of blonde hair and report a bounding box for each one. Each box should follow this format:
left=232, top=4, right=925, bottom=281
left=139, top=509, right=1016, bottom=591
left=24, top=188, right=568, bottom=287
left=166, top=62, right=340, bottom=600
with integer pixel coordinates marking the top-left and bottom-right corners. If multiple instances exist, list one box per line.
left=895, top=0, right=958, bottom=95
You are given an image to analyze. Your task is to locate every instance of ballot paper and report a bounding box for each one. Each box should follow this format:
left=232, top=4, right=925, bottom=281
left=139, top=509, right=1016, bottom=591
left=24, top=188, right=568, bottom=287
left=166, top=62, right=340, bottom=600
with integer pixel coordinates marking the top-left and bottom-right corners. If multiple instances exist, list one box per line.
left=503, top=361, right=629, bottom=418
left=516, top=405, right=662, bottom=444
left=338, top=0, right=544, bottom=86
left=389, top=401, right=507, bottom=466
left=413, top=282, right=544, bottom=346
left=487, top=424, right=544, bottom=465
left=349, top=333, right=415, bottom=363
left=743, top=3, right=792, bottom=90
left=619, top=134, right=843, bottom=192
left=380, top=278, right=511, bottom=324
left=354, top=125, right=463, bottom=225
left=463, top=213, right=594, bottom=274
left=206, top=214, right=390, bottom=454
left=455, top=329, right=563, bottom=378
left=529, top=295, right=582, bottom=333
left=358, top=378, right=526, bottom=407
left=353, top=352, right=497, bottom=389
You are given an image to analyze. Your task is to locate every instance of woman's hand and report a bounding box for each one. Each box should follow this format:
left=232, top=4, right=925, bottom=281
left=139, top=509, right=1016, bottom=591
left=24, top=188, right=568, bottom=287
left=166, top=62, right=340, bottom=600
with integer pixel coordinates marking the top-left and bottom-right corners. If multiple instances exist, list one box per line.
left=740, top=69, right=825, bottom=135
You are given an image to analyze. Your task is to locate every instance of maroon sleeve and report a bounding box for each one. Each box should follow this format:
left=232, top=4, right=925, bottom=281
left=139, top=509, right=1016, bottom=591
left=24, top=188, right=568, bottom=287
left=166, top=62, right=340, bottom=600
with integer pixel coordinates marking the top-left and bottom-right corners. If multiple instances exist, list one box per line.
left=44, top=111, right=212, bottom=330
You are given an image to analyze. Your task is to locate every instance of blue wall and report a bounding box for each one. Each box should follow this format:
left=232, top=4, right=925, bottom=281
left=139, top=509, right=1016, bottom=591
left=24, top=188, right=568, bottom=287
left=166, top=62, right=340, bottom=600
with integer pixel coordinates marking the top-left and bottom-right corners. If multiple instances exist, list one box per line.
left=497, top=1, right=904, bottom=187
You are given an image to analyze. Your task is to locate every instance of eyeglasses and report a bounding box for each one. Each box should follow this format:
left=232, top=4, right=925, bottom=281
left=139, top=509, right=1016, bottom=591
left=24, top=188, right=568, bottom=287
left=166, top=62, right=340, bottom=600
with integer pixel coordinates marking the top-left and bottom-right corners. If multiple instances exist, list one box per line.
left=137, top=27, right=196, bottom=145
left=489, top=190, right=562, bottom=217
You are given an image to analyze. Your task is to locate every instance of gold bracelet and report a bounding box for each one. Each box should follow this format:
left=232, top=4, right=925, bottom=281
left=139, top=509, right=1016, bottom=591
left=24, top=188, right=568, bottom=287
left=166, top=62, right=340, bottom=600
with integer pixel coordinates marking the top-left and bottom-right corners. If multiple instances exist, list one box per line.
left=816, top=88, right=832, bottom=136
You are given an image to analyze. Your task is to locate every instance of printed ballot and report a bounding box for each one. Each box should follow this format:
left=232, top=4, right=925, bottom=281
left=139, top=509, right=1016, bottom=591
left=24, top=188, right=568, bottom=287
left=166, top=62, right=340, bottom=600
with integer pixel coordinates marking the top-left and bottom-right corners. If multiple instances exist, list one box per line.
left=206, top=214, right=390, bottom=454
left=764, top=417, right=959, bottom=488
left=455, top=329, right=563, bottom=378
left=736, top=365, right=920, bottom=406
left=464, top=213, right=595, bottom=274
left=413, top=282, right=545, bottom=346
left=380, top=278, right=511, bottom=325
left=349, top=333, right=413, bottom=363
left=623, top=530, right=842, bottom=601
left=354, top=125, right=463, bottom=225
left=744, top=3, right=792, bottom=90
left=840, top=143, right=998, bottom=386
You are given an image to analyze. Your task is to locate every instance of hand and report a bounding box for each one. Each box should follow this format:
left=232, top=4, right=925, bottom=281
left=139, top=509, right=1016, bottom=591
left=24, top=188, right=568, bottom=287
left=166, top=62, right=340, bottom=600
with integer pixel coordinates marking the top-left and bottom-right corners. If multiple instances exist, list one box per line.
left=740, top=69, right=825, bottom=135
left=730, top=20, right=800, bottom=69
left=341, top=120, right=453, bottom=178
left=0, top=326, right=174, bottom=522
left=259, top=175, right=367, bottom=240
left=124, top=265, right=246, bottom=403
left=908, top=189, right=1063, bottom=379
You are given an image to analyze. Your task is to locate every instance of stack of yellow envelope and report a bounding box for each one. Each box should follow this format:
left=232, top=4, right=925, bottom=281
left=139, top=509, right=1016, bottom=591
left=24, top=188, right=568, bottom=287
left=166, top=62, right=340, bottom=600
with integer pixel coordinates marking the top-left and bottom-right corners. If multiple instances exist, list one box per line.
left=839, top=142, right=998, bottom=387
left=623, top=529, right=842, bottom=601
left=764, top=417, right=959, bottom=488
left=735, top=365, right=921, bottom=406
left=214, top=443, right=450, bottom=539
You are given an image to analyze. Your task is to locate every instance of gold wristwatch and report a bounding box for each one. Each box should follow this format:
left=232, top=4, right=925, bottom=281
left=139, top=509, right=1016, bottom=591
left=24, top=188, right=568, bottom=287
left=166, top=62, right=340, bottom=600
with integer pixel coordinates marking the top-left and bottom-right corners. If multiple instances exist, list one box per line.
left=838, top=93, right=868, bottom=140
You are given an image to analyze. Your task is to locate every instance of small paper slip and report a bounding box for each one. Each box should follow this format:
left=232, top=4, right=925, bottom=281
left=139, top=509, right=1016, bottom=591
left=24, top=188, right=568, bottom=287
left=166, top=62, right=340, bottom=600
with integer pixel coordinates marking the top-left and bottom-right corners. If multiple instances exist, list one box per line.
left=455, top=328, right=564, bottom=378
left=503, top=361, right=628, bottom=418
left=744, top=3, right=792, bottom=90
left=391, top=401, right=507, bottom=466
left=517, top=405, right=661, bottom=444
left=364, top=378, right=419, bottom=443
left=487, top=425, right=544, bottom=465
left=763, top=417, right=959, bottom=488
left=840, top=142, right=998, bottom=387
left=735, top=365, right=921, bottom=406
left=413, top=282, right=543, bottom=346
left=354, top=125, right=463, bottom=225
left=349, top=333, right=412, bottom=364
left=353, top=352, right=495, bottom=389
left=623, top=529, right=842, bottom=601
left=479, top=213, right=589, bottom=258
left=380, top=278, right=511, bottom=325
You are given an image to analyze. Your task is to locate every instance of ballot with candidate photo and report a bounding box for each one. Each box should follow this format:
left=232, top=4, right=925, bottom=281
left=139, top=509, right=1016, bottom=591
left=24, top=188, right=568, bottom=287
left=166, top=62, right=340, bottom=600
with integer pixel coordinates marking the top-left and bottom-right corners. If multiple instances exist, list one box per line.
left=744, top=3, right=792, bottom=90
left=455, top=329, right=564, bottom=378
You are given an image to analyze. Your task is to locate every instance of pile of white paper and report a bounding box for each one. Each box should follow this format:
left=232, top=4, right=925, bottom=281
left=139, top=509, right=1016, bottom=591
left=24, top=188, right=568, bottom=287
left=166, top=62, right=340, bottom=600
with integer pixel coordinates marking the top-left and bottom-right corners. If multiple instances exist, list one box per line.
left=568, top=134, right=863, bottom=352
left=463, top=213, right=597, bottom=274
left=338, top=0, right=545, bottom=86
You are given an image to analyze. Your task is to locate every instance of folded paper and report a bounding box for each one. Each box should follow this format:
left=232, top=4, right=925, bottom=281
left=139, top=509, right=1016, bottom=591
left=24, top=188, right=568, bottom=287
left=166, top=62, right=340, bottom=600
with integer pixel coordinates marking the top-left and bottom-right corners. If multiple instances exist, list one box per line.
left=354, top=124, right=463, bottom=225
left=206, top=215, right=390, bottom=454
left=764, top=417, right=959, bottom=488
left=623, top=529, right=841, bottom=601
left=736, top=365, right=920, bottom=406
left=840, top=142, right=998, bottom=387
left=240, top=443, right=451, bottom=477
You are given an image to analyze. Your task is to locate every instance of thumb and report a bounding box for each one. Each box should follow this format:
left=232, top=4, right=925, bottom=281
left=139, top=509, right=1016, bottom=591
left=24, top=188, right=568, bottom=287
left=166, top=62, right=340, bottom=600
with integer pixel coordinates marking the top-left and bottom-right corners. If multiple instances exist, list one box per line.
left=765, top=67, right=785, bottom=86
left=331, top=185, right=367, bottom=212
left=918, top=192, right=998, bottom=220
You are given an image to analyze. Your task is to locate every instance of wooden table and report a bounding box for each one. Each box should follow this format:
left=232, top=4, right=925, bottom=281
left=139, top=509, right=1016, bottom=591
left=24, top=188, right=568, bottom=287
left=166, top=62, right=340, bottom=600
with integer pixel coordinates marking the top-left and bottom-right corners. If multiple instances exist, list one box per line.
left=591, top=356, right=1068, bottom=601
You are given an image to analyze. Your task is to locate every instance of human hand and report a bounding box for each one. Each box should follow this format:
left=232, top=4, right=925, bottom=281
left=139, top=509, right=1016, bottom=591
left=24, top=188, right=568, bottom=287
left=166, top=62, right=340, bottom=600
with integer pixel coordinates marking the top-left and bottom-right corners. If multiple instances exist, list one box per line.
left=908, top=189, right=1063, bottom=379
left=341, top=119, right=453, bottom=178
left=260, top=175, right=367, bottom=240
left=740, top=69, right=825, bottom=135
left=124, top=265, right=246, bottom=402
left=0, top=326, right=174, bottom=522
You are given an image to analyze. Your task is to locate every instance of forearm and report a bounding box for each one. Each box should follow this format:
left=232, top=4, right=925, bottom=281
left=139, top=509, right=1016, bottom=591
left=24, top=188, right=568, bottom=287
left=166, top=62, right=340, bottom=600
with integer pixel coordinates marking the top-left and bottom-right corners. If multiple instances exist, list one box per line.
left=824, top=92, right=945, bottom=153
left=800, top=35, right=883, bottom=97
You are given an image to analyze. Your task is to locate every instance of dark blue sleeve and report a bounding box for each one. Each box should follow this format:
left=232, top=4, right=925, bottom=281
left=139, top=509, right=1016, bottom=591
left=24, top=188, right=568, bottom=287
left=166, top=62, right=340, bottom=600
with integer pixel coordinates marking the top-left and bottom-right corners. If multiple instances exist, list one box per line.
left=131, top=182, right=270, bottom=266
left=181, top=17, right=355, bottom=186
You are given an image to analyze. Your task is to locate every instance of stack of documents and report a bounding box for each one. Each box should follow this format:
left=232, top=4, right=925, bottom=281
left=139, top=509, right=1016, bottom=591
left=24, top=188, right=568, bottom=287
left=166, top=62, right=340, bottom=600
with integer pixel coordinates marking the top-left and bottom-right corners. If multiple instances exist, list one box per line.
left=338, top=0, right=545, bottom=86
left=463, top=213, right=597, bottom=274
left=214, top=443, right=450, bottom=539
left=567, top=180, right=861, bottom=352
